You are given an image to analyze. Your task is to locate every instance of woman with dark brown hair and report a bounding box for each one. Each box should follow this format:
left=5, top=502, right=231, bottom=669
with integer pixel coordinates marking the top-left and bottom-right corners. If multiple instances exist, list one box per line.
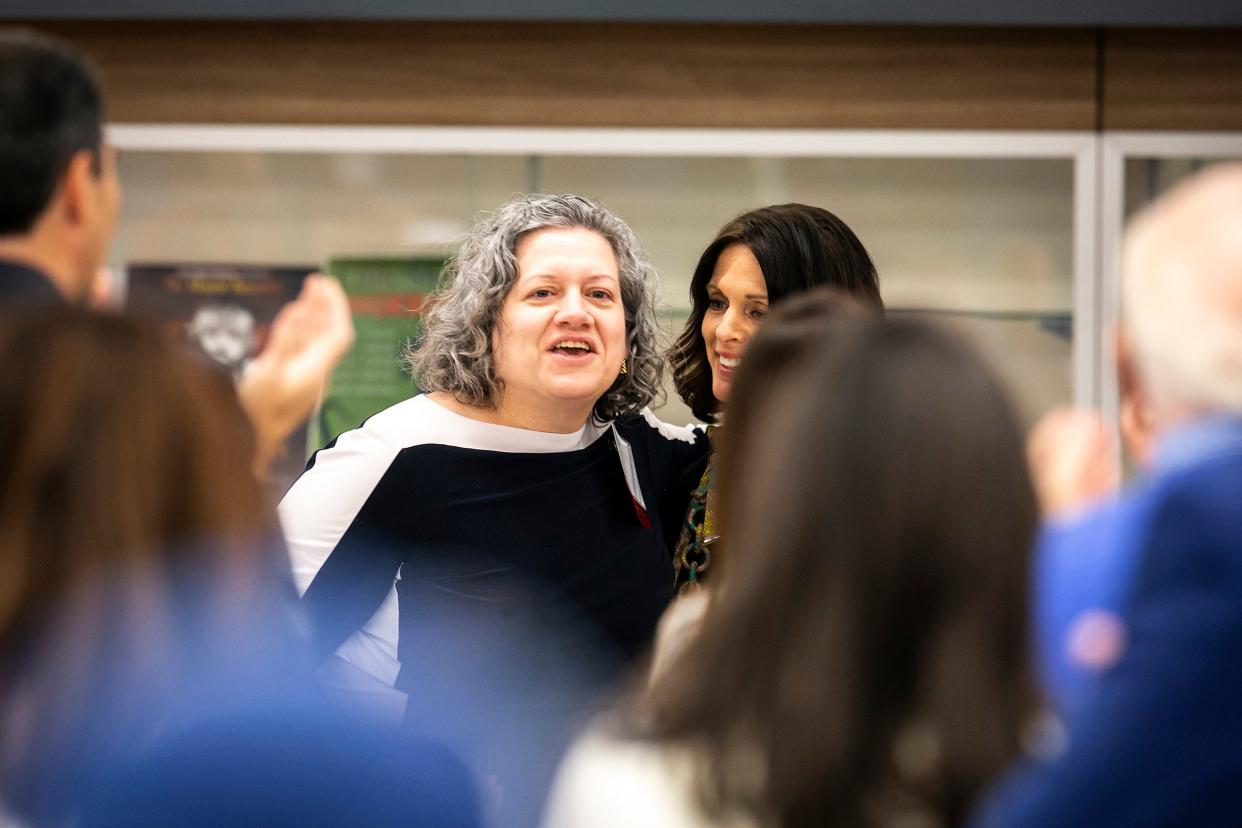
left=0, top=307, right=476, bottom=828
left=667, top=203, right=882, bottom=593
left=546, top=301, right=1042, bottom=828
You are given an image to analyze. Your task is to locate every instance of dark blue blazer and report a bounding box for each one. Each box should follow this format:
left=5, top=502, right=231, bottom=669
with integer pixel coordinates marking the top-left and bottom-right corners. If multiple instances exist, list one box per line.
left=977, top=419, right=1242, bottom=827
left=0, top=259, right=61, bottom=309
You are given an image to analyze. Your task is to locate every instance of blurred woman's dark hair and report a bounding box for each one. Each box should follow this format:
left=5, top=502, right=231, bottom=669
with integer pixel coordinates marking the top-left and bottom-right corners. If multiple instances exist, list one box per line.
left=0, top=307, right=288, bottom=822
left=638, top=309, right=1041, bottom=827
left=0, top=308, right=481, bottom=828
left=669, top=203, right=882, bottom=423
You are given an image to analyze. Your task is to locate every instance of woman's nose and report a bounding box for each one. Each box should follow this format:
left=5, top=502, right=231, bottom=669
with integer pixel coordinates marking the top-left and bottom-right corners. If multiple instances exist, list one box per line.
left=716, top=307, right=745, bottom=342
left=555, top=290, right=591, bottom=325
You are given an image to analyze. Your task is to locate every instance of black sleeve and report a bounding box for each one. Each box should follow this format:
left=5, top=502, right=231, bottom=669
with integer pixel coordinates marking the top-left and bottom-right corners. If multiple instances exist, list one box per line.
left=299, top=461, right=414, bottom=663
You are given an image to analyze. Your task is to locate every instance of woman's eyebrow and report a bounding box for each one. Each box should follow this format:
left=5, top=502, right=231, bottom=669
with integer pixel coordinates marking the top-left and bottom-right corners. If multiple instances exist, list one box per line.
left=514, top=272, right=564, bottom=285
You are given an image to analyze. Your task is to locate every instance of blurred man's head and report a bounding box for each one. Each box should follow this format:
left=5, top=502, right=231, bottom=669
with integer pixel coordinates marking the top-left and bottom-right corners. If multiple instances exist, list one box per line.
left=0, top=28, right=119, bottom=301
left=1121, top=164, right=1242, bottom=428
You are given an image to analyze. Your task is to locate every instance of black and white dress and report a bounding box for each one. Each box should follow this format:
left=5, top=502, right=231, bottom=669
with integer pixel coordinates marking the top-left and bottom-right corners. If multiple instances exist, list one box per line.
left=279, top=395, right=709, bottom=715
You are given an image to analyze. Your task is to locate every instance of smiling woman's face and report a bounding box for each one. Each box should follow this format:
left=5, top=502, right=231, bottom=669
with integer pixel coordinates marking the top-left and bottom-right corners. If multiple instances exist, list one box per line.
left=701, top=244, right=769, bottom=405
left=491, top=226, right=627, bottom=430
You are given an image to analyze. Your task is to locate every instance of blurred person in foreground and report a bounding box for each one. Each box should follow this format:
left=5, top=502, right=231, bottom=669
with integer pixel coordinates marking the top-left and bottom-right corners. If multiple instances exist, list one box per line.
left=545, top=292, right=1042, bottom=827
left=0, top=308, right=479, bottom=828
left=0, top=27, right=350, bottom=476
left=977, top=164, right=1242, bottom=826
left=650, top=281, right=882, bottom=677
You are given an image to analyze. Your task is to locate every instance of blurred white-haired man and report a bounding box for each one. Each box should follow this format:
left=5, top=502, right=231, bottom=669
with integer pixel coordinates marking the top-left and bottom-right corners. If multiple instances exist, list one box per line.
left=980, top=164, right=1242, bottom=827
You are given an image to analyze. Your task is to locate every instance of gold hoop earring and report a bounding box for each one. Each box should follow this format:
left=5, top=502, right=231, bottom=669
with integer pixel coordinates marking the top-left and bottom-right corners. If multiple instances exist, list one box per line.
left=619, top=359, right=628, bottom=375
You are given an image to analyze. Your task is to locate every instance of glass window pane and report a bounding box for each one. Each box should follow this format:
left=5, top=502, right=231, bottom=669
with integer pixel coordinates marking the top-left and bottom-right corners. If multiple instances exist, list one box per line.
left=115, top=152, right=530, bottom=265
left=540, top=155, right=1074, bottom=425
left=1125, top=157, right=1242, bottom=219
left=114, top=148, right=1076, bottom=430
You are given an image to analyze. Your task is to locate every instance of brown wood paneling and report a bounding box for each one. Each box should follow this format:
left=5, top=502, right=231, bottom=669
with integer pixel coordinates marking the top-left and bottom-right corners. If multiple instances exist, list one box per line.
left=16, top=21, right=1096, bottom=130
left=1103, top=29, right=1242, bottom=131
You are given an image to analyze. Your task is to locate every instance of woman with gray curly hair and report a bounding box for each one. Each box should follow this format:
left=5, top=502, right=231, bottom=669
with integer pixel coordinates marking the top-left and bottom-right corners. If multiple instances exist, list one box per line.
left=409, top=195, right=666, bottom=424
left=279, top=194, right=710, bottom=824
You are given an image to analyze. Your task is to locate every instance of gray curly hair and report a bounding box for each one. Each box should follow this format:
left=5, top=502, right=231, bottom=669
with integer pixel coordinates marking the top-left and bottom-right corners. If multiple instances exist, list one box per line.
left=407, top=194, right=664, bottom=422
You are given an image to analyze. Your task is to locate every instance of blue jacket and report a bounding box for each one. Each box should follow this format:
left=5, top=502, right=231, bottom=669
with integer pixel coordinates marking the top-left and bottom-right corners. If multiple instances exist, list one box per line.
left=978, top=417, right=1242, bottom=827
left=1035, top=491, right=1149, bottom=713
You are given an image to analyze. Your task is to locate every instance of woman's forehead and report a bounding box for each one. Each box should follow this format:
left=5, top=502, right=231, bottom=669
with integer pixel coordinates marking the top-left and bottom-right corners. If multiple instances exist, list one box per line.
left=514, top=228, right=618, bottom=279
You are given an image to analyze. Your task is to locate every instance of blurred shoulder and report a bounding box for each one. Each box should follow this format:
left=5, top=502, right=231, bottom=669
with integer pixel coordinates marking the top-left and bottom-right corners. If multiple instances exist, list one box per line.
left=544, top=724, right=753, bottom=828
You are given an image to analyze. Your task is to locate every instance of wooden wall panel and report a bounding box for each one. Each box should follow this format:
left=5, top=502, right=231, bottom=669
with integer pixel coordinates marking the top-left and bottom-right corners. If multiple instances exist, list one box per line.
left=1103, top=29, right=1242, bottom=131
left=21, top=21, right=1097, bottom=130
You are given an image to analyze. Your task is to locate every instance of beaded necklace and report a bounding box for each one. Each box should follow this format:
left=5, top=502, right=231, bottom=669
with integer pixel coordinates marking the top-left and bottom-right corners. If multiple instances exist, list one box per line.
left=673, top=460, right=717, bottom=594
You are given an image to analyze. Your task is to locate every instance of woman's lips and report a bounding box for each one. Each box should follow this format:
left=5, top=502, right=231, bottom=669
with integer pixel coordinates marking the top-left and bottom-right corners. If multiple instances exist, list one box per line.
left=550, top=349, right=594, bottom=363
left=549, top=340, right=596, bottom=362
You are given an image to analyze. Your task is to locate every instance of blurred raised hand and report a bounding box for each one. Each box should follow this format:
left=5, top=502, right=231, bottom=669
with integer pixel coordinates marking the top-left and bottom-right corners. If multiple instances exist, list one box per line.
left=237, top=274, right=354, bottom=476
left=1026, top=406, right=1119, bottom=520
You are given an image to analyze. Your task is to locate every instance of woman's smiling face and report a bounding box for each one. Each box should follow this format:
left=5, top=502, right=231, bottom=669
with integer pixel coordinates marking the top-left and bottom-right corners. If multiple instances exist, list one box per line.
left=700, top=243, right=769, bottom=404
left=491, top=226, right=627, bottom=430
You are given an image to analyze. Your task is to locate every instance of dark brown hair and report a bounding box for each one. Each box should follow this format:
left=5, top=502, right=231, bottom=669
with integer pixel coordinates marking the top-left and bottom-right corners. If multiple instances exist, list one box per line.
left=639, top=315, right=1040, bottom=827
left=0, top=308, right=282, bottom=823
left=669, top=203, right=882, bottom=423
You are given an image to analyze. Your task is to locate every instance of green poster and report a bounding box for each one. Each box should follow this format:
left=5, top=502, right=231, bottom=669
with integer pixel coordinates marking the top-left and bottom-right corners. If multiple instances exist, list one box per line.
left=313, top=256, right=444, bottom=452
